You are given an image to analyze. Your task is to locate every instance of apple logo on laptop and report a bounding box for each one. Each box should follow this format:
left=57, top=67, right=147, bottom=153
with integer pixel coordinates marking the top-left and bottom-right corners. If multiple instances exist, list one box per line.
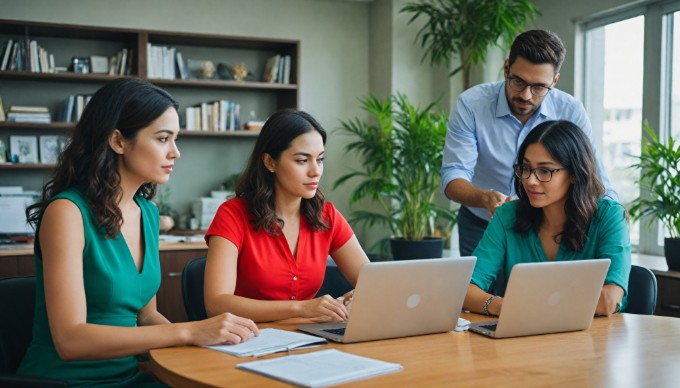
left=407, top=293, right=421, bottom=308
left=548, top=291, right=561, bottom=306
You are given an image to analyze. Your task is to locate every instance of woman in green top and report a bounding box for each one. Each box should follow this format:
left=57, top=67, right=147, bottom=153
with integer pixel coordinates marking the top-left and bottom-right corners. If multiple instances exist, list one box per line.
left=463, top=120, right=630, bottom=318
left=18, top=78, right=259, bottom=386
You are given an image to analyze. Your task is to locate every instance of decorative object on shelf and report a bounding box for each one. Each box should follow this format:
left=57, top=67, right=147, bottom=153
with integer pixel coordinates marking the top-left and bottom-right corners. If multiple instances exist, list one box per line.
left=10, top=135, right=39, bottom=164
left=333, top=93, right=457, bottom=259
left=400, top=0, right=540, bottom=89
left=187, top=59, right=216, bottom=79
left=629, top=122, right=680, bottom=270
left=217, top=63, right=233, bottom=80
left=231, top=62, right=248, bottom=81
left=71, top=56, right=90, bottom=74
left=200, top=60, right=216, bottom=79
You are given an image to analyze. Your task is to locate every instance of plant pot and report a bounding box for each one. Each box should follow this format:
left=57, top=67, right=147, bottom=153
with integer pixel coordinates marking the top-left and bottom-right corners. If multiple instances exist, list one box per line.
left=159, top=215, right=175, bottom=233
left=390, top=237, right=444, bottom=261
left=665, top=238, right=680, bottom=271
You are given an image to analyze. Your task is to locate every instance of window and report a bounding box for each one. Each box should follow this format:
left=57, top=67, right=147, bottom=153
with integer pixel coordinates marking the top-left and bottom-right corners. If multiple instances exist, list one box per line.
left=580, top=1, right=680, bottom=255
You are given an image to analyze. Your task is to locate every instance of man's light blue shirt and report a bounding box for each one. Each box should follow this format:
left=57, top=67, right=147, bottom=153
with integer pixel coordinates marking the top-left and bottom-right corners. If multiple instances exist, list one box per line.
left=441, top=80, right=617, bottom=221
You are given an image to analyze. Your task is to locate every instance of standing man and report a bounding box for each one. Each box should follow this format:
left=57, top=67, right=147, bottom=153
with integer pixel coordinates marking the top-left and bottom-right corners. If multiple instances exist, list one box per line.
left=441, top=29, right=617, bottom=257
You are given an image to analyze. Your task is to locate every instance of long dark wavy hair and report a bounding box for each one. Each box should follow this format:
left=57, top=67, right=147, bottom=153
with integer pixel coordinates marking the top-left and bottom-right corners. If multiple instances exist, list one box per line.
left=236, top=109, right=329, bottom=235
left=26, top=77, right=178, bottom=238
left=513, top=120, right=604, bottom=251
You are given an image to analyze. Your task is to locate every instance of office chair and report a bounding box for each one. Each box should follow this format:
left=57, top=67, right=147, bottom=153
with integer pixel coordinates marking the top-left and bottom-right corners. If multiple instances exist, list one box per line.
left=624, top=265, right=657, bottom=315
left=0, top=276, right=68, bottom=387
left=315, top=265, right=353, bottom=298
left=182, top=257, right=208, bottom=321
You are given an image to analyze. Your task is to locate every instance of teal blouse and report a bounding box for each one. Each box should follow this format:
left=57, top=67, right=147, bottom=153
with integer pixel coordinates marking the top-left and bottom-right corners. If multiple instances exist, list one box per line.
left=18, top=187, right=165, bottom=387
left=471, top=198, right=631, bottom=309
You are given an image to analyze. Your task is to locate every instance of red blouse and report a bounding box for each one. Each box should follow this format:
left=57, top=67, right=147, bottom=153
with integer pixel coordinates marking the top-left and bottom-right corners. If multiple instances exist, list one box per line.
left=205, top=197, right=354, bottom=301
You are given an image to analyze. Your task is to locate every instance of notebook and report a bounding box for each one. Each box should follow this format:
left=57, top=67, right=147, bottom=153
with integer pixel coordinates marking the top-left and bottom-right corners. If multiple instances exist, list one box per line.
left=297, top=256, right=476, bottom=343
left=468, top=259, right=611, bottom=339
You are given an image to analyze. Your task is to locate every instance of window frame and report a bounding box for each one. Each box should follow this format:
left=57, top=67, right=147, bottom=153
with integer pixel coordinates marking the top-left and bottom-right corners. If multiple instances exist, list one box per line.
left=576, top=0, right=680, bottom=256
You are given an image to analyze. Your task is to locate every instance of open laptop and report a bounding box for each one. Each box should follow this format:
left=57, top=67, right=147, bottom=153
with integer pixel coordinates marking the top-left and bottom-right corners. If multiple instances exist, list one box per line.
left=297, top=256, right=476, bottom=343
left=468, top=259, right=611, bottom=339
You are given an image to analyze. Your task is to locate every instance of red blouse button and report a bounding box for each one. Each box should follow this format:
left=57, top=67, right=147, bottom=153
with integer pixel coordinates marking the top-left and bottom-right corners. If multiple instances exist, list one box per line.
left=290, top=296, right=296, bottom=300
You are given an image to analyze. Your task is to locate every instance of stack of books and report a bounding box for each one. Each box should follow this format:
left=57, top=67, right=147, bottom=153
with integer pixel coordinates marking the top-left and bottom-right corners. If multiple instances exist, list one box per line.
left=6, top=106, right=51, bottom=123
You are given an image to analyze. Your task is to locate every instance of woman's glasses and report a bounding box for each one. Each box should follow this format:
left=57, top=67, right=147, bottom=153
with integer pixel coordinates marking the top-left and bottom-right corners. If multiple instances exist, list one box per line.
left=513, top=164, right=565, bottom=182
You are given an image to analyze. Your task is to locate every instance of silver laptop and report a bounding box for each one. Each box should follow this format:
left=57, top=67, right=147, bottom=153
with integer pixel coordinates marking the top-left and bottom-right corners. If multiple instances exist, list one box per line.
left=469, top=259, right=611, bottom=338
left=297, top=256, right=476, bottom=343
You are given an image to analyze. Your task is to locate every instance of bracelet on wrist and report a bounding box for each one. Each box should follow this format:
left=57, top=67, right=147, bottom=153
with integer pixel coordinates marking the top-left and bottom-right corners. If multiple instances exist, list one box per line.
left=482, top=295, right=498, bottom=316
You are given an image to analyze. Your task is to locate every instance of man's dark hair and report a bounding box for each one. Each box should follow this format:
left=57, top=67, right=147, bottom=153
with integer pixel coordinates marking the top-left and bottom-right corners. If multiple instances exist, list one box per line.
left=508, top=29, right=566, bottom=73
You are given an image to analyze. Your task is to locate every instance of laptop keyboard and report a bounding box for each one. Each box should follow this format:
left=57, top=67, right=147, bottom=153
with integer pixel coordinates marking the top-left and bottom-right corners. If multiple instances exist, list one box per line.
left=322, top=327, right=346, bottom=336
left=479, top=324, right=497, bottom=332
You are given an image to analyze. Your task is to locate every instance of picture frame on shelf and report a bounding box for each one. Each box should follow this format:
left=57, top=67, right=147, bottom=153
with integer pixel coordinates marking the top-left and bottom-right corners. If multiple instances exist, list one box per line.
left=10, top=135, right=39, bottom=164
left=89, top=55, right=109, bottom=74
left=39, top=135, right=60, bottom=164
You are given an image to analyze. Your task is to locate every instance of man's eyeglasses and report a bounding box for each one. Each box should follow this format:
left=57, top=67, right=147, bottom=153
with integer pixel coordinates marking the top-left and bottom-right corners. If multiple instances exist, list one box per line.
left=506, top=76, right=553, bottom=97
left=513, top=164, right=565, bottom=182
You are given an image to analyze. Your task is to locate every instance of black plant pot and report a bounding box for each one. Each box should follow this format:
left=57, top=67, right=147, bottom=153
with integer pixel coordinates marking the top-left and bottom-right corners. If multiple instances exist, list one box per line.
left=665, top=238, right=680, bottom=271
left=390, top=237, right=444, bottom=261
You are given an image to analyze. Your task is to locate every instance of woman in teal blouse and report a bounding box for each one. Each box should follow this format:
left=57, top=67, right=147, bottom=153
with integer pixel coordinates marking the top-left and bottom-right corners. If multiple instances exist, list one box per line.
left=18, top=78, right=258, bottom=386
left=463, top=120, right=631, bottom=317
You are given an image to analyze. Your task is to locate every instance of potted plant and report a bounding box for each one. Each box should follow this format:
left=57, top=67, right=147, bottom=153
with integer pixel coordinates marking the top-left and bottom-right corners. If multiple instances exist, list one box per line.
left=155, top=187, right=176, bottom=233
left=400, top=0, right=540, bottom=89
left=629, top=123, right=680, bottom=270
left=334, top=93, right=457, bottom=260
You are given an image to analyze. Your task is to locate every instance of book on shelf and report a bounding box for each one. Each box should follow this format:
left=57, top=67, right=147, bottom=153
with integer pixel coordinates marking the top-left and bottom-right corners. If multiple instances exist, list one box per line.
left=283, top=55, right=291, bottom=84
left=262, top=54, right=280, bottom=83
left=0, top=39, right=13, bottom=70
left=175, top=51, right=188, bottom=80
left=9, top=105, right=49, bottom=113
left=0, top=96, right=5, bottom=122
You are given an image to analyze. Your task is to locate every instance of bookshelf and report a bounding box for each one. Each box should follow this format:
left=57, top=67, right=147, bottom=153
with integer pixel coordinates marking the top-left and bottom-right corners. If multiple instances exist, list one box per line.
left=0, top=18, right=299, bottom=174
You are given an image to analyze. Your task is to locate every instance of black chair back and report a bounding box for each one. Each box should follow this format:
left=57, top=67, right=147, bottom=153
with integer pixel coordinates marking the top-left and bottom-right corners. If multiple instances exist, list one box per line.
left=182, top=257, right=208, bottom=321
left=0, top=276, right=36, bottom=374
left=0, top=276, right=68, bottom=387
left=315, top=265, right=352, bottom=298
left=625, top=264, right=657, bottom=315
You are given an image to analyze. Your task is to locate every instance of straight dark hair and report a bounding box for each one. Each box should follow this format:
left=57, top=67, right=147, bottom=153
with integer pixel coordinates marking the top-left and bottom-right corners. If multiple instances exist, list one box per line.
left=26, top=77, right=178, bottom=238
left=236, top=109, right=329, bottom=235
left=508, top=29, right=566, bottom=73
left=513, top=120, right=605, bottom=251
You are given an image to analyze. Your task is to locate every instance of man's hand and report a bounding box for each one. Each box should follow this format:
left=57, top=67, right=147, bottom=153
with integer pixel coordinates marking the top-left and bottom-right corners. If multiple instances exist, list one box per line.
left=484, top=190, right=514, bottom=218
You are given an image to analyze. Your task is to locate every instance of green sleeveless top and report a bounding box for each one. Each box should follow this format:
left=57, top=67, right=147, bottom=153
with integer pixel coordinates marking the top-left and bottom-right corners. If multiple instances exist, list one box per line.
left=18, top=187, right=165, bottom=387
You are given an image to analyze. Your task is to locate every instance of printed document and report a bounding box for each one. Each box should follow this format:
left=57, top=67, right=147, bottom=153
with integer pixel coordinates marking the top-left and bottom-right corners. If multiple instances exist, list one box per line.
left=237, top=349, right=403, bottom=387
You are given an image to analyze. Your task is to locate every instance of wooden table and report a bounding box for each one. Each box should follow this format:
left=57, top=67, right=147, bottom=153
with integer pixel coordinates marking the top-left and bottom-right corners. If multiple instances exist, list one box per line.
left=149, top=313, right=680, bottom=387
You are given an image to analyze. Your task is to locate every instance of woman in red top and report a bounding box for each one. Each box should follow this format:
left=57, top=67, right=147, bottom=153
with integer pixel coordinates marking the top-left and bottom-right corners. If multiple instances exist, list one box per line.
left=205, top=109, right=370, bottom=322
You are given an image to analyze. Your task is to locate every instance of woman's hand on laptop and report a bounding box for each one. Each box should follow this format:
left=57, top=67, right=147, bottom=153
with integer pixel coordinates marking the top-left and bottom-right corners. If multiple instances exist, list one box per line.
left=296, top=295, right=349, bottom=322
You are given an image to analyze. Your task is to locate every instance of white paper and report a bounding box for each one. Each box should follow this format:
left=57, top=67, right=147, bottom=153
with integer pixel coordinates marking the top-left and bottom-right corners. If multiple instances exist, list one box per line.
left=237, top=349, right=403, bottom=387
left=203, top=328, right=326, bottom=358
